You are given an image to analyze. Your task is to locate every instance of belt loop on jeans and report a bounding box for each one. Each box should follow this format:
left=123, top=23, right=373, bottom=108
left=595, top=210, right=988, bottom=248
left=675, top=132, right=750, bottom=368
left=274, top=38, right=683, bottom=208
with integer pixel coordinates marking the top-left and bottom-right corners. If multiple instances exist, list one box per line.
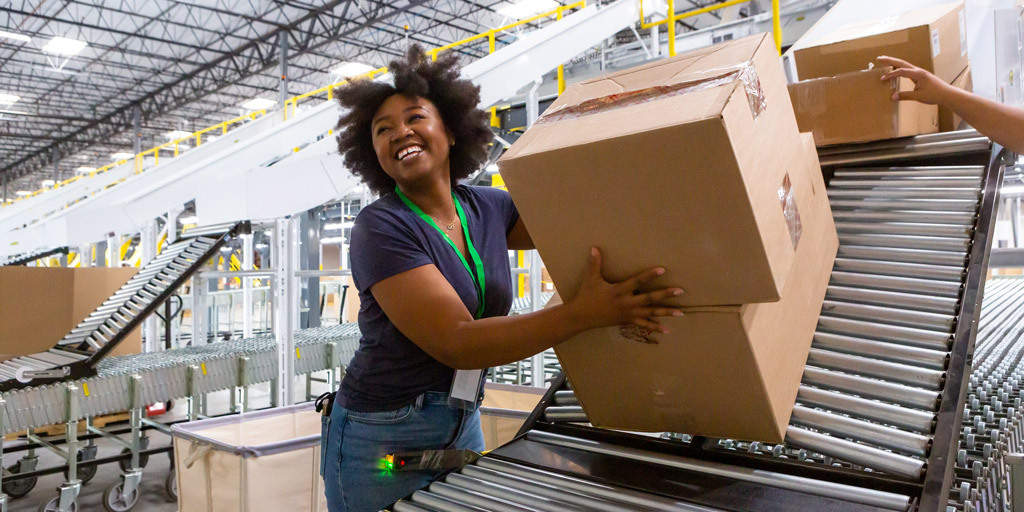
left=414, top=393, right=425, bottom=411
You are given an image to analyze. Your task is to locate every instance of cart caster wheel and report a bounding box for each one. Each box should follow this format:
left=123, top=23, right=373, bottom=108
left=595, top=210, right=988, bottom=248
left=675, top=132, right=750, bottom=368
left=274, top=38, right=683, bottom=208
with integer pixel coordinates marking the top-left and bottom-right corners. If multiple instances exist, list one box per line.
left=164, top=468, right=178, bottom=502
left=102, top=482, right=138, bottom=512
left=117, top=448, right=149, bottom=472
left=63, top=452, right=98, bottom=484
left=38, top=497, right=78, bottom=512
left=4, top=463, right=37, bottom=498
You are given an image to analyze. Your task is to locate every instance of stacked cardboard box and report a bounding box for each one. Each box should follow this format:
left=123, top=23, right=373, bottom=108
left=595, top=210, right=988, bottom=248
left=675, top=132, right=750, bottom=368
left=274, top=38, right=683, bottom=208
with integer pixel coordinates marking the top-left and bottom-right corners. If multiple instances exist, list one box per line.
left=0, top=267, right=142, bottom=361
left=500, top=34, right=838, bottom=442
left=790, top=1, right=971, bottom=146
left=788, top=67, right=940, bottom=147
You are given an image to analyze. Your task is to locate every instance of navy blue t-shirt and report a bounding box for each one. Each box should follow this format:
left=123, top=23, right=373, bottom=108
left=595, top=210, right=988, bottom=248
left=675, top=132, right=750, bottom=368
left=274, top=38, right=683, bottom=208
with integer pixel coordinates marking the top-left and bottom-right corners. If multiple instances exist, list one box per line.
left=337, top=185, right=520, bottom=412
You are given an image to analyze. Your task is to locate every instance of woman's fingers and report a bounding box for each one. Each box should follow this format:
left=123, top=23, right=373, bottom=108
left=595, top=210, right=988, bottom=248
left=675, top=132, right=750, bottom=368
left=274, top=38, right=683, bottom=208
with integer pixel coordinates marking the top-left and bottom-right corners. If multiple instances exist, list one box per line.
left=618, top=266, right=666, bottom=292
left=880, top=67, right=922, bottom=83
left=894, top=89, right=923, bottom=102
left=633, top=287, right=684, bottom=305
left=636, top=306, right=684, bottom=318
left=877, top=55, right=915, bottom=70
left=588, top=247, right=603, bottom=277
left=633, top=317, right=667, bottom=334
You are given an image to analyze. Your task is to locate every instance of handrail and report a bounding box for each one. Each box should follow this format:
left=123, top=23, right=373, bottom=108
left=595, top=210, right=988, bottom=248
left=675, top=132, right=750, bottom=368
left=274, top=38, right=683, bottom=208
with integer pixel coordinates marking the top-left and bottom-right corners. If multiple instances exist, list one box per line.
left=282, top=1, right=585, bottom=120
left=638, top=0, right=782, bottom=56
left=3, top=109, right=267, bottom=207
left=282, top=67, right=388, bottom=120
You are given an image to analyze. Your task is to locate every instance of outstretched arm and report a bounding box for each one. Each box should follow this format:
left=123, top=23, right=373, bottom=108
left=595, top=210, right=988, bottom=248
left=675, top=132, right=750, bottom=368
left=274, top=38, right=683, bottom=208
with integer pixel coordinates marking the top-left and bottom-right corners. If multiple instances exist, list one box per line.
left=878, top=56, right=1024, bottom=154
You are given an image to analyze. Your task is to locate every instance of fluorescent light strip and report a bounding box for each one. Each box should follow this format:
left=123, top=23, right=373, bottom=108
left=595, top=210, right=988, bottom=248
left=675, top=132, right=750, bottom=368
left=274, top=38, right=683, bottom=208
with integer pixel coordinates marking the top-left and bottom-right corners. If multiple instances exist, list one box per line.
left=0, top=31, right=31, bottom=43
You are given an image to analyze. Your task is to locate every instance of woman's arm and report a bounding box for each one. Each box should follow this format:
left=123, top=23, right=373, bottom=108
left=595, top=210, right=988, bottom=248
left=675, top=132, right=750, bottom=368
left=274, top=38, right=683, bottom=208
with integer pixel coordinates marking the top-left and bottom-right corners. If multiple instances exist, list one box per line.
left=371, top=247, right=682, bottom=369
left=507, top=218, right=534, bottom=250
left=878, top=56, right=1024, bottom=154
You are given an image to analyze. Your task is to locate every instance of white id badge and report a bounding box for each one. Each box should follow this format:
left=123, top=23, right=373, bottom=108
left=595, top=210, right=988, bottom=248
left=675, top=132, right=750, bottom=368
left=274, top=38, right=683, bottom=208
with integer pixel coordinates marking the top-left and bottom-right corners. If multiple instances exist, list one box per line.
left=449, top=369, right=484, bottom=410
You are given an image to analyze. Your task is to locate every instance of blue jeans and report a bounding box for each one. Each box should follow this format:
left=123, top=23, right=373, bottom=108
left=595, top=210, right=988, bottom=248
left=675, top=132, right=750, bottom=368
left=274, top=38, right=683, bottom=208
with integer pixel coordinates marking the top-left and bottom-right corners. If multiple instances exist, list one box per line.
left=320, top=391, right=485, bottom=512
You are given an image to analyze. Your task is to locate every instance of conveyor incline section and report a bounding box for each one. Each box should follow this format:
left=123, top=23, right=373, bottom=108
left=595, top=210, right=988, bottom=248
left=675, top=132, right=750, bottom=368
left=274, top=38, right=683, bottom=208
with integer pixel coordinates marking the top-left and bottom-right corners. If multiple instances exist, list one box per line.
left=0, top=222, right=250, bottom=393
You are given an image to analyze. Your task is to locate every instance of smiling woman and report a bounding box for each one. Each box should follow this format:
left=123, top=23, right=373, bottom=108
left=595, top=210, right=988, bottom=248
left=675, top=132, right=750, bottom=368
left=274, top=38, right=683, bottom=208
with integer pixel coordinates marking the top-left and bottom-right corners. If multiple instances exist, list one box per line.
left=320, top=46, right=684, bottom=512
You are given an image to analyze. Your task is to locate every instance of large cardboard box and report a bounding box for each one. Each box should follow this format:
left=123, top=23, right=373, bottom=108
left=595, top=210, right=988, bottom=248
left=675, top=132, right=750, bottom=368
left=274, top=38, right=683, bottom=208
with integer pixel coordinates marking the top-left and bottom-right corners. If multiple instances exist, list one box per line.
left=940, top=65, right=973, bottom=131
left=0, top=267, right=142, bottom=360
left=551, top=134, right=837, bottom=442
left=788, top=67, right=939, bottom=146
left=794, top=1, right=969, bottom=83
left=500, top=34, right=805, bottom=306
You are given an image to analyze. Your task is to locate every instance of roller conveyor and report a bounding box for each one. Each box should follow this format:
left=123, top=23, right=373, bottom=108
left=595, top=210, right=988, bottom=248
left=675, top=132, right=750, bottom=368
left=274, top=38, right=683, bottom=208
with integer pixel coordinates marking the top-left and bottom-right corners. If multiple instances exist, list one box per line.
left=946, top=278, right=1024, bottom=512
left=0, top=222, right=249, bottom=393
left=0, top=284, right=552, bottom=435
left=0, top=324, right=361, bottom=435
left=390, top=130, right=1008, bottom=511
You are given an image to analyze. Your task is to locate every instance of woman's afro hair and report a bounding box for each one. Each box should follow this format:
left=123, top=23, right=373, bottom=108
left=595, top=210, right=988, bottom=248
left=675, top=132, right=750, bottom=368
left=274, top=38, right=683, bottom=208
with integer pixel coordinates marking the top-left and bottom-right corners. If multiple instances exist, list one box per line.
left=333, top=45, right=492, bottom=195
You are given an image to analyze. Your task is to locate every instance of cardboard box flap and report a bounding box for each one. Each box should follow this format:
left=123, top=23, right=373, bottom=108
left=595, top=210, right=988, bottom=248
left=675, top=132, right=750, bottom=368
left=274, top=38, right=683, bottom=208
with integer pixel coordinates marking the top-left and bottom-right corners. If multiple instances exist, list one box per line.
left=810, top=1, right=963, bottom=48
left=574, top=32, right=772, bottom=87
left=502, top=83, right=738, bottom=162
left=541, top=64, right=766, bottom=125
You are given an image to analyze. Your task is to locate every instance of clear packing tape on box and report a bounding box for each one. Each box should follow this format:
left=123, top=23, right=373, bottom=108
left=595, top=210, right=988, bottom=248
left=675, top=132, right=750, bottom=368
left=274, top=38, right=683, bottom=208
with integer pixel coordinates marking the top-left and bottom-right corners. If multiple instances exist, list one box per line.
left=536, top=63, right=768, bottom=125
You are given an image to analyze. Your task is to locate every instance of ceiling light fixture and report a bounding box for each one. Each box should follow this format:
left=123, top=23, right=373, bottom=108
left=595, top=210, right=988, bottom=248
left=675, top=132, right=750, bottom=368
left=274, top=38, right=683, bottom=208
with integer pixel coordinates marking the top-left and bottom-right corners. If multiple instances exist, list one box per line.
left=41, top=36, right=88, bottom=72
left=241, top=98, right=276, bottom=111
left=42, top=36, right=88, bottom=57
left=496, top=0, right=558, bottom=20
left=165, top=130, right=191, bottom=140
left=0, top=93, right=20, bottom=105
left=330, top=61, right=375, bottom=79
left=0, top=31, right=31, bottom=43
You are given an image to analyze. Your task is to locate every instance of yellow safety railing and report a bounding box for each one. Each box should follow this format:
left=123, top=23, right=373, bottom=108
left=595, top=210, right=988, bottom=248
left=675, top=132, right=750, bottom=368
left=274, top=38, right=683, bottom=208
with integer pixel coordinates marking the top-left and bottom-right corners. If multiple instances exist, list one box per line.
left=283, top=1, right=585, bottom=121
left=3, top=109, right=268, bottom=207
left=132, top=110, right=266, bottom=174
left=282, top=67, right=389, bottom=121
left=639, top=0, right=782, bottom=57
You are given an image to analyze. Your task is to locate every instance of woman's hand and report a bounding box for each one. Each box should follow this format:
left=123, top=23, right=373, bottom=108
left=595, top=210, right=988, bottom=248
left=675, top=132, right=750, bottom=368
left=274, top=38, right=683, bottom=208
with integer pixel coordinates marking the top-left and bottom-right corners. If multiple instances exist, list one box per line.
left=565, top=247, right=684, bottom=334
left=877, top=56, right=956, bottom=105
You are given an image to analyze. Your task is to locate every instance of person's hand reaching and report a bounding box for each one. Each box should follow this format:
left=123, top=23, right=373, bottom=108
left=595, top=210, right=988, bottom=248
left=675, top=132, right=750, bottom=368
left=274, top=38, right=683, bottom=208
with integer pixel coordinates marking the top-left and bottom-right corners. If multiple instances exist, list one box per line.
left=877, top=56, right=955, bottom=105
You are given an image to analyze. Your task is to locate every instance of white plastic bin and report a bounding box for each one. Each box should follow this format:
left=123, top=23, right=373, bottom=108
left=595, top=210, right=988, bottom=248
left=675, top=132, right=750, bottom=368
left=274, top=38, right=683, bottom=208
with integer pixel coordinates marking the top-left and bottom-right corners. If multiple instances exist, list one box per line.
left=171, top=403, right=327, bottom=512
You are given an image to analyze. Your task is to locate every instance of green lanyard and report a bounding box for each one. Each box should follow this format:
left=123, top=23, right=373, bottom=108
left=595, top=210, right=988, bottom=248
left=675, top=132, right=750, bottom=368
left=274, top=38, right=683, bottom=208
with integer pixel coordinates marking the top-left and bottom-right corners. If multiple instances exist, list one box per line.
left=395, top=186, right=486, bottom=319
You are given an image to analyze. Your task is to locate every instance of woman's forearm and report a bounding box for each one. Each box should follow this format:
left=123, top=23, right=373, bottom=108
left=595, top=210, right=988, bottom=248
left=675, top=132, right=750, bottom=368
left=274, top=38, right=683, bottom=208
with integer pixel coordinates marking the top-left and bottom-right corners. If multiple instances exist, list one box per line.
left=946, top=87, right=1024, bottom=154
left=441, top=302, right=588, bottom=369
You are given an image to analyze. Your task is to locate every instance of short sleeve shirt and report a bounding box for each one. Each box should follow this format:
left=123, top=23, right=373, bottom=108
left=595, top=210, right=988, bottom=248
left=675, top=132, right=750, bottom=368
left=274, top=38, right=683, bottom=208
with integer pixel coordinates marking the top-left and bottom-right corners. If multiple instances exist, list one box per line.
left=337, top=185, right=520, bottom=412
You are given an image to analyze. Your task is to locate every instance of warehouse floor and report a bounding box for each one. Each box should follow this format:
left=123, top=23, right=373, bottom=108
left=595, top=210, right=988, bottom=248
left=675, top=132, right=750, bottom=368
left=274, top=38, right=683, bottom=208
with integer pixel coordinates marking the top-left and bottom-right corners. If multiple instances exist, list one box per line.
left=7, top=377, right=331, bottom=512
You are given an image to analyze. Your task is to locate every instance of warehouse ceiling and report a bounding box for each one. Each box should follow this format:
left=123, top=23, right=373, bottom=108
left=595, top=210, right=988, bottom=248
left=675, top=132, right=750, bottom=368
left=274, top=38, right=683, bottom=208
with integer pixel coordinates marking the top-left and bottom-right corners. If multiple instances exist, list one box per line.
left=0, top=0, right=756, bottom=195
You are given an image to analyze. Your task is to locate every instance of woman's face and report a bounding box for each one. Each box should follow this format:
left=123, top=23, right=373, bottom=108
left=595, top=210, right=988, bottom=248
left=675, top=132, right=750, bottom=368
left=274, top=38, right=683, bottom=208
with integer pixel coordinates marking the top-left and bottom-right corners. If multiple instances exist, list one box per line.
left=371, top=94, right=452, bottom=189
